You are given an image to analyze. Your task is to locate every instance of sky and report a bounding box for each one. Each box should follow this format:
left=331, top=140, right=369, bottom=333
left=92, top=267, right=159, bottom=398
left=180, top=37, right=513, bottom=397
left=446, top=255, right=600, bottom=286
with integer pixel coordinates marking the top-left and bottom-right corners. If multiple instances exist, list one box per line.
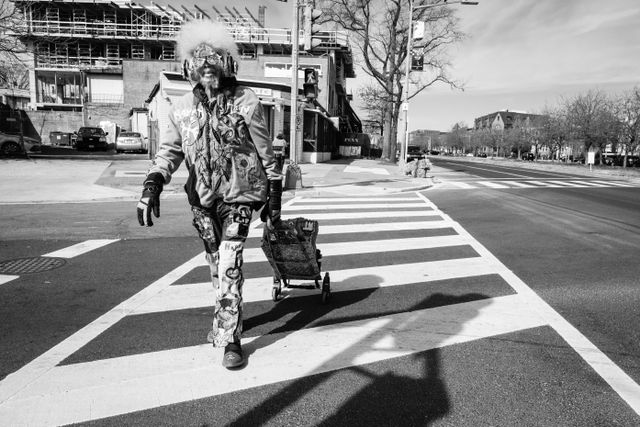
left=162, top=0, right=640, bottom=132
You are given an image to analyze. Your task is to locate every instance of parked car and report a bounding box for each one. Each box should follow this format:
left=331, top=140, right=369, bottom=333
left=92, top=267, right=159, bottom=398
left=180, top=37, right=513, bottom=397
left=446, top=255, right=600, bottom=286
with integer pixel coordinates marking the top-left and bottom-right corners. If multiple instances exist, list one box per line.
left=0, top=132, right=42, bottom=157
left=406, top=145, right=426, bottom=162
left=74, top=127, right=109, bottom=151
left=476, top=152, right=488, bottom=158
left=116, top=131, right=147, bottom=153
left=522, top=152, right=535, bottom=161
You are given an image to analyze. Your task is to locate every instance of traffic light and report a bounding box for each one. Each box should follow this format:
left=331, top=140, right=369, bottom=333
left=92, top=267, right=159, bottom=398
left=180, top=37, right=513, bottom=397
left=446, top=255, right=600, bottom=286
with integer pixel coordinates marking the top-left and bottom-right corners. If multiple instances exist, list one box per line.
left=303, top=5, right=323, bottom=51
left=411, top=53, right=424, bottom=71
left=303, top=68, right=318, bottom=100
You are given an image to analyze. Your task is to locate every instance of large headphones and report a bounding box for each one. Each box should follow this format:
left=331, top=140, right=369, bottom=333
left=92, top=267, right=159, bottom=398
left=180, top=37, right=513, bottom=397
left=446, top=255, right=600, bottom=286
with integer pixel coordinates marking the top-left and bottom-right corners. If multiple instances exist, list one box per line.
left=182, top=51, right=239, bottom=82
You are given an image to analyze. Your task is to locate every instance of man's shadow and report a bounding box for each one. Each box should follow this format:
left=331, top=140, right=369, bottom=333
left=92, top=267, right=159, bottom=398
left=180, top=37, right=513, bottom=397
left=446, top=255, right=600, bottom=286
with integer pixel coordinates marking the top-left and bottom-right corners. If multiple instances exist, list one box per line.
left=231, top=292, right=490, bottom=426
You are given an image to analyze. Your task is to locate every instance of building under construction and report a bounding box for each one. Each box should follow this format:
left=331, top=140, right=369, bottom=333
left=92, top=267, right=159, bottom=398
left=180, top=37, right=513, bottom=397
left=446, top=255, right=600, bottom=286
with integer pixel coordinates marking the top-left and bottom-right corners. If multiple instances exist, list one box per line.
left=12, top=0, right=362, bottom=161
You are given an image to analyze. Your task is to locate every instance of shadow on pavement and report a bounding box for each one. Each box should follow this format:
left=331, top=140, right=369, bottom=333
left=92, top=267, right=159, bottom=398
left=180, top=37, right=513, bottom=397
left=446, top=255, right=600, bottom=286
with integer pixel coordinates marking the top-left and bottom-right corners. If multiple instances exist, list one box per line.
left=232, top=292, right=490, bottom=426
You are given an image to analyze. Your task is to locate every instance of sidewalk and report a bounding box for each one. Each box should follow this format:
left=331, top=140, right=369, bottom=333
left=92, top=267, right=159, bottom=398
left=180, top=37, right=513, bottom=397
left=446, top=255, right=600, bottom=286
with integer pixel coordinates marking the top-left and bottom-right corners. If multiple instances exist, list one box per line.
left=0, top=157, right=433, bottom=204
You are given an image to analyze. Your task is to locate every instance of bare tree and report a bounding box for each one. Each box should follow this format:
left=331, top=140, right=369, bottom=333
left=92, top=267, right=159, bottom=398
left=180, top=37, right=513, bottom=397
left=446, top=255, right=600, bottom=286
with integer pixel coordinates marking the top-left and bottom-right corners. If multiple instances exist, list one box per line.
left=357, top=83, right=389, bottom=136
left=0, top=0, right=28, bottom=61
left=0, top=0, right=30, bottom=101
left=564, top=90, right=619, bottom=163
left=614, top=86, right=640, bottom=168
left=445, top=121, right=467, bottom=154
left=319, top=0, right=466, bottom=161
left=537, top=107, right=568, bottom=161
left=503, top=118, right=530, bottom=159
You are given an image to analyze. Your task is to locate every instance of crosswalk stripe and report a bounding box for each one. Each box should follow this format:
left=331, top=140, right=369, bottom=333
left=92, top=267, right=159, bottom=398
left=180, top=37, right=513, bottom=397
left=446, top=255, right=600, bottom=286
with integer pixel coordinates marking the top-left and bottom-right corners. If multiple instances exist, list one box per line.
left=438, top=180, right=639, bottom=190
left=0, top=253, right=204, bottom=404
left=282, top=210, right=441, bottom=220
left=449, top=181, right=475, bottom=189
left=500, top=180, right=536, bottom=188
left=239, top=234, right=472, bottom=265
left=524, top=180, right=563, bottom=188
left=133, top=256, right=498, bottom=314
left=415, top=192, right=640, bottom=416
left=293, top=197, right=419, bottom=203
left=247, top=220, right=454, bottom=238
left=569, top=180, right=606, bottom=187
left=546, top=180, right=585, bottom=187
left=43, top=239, right=119, bottom=258
left=285, top=202, right=428, bottom=210
left=477, top=181, right=510, bottom=189
left=0, top=275, right=19, bottom=286
left=4, top=192, right=639, bottom=424
left=591, top=180, right=633, bottom=187
left=0, top=294, right=546, bottom=426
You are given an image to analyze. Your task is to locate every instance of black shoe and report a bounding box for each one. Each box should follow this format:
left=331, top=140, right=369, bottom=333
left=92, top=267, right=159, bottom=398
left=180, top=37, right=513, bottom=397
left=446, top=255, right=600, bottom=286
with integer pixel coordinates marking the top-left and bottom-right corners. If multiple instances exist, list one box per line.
left=222, top=342, right=245, bottom=369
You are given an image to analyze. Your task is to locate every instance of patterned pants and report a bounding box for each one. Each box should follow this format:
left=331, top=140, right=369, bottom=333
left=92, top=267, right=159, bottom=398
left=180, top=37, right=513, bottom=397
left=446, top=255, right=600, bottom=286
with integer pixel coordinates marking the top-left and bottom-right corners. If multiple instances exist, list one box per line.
left=191, top=202, right=253, bottom=347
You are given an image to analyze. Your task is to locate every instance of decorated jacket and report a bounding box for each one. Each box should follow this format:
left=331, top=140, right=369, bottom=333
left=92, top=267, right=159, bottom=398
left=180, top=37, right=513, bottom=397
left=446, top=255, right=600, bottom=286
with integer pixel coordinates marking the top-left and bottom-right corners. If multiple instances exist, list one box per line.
left=149, top=84, right=280, bottom=208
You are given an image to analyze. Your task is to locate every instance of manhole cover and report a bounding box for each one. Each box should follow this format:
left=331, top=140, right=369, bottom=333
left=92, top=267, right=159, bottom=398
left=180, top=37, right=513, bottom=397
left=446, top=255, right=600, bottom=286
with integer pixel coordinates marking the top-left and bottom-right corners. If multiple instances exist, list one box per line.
left=0, top=257, right=66, bottom=274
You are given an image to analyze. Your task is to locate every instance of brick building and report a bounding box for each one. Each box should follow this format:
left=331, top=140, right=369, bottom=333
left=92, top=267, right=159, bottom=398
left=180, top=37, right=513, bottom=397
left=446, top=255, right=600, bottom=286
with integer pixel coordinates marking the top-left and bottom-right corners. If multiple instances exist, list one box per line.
left=474, top=110, right=545, bottom=131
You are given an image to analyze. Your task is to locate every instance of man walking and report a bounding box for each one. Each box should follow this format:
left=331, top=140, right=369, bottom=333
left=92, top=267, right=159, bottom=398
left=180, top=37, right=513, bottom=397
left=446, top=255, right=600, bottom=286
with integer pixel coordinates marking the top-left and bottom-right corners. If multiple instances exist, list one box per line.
left=136, top=19, right=282, bottom=369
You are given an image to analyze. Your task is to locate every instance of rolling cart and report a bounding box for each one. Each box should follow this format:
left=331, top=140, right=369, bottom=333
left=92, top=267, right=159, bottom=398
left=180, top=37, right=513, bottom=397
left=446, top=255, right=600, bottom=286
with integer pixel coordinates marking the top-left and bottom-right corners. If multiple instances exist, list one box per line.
left=261, top=217, right=331, bottom=304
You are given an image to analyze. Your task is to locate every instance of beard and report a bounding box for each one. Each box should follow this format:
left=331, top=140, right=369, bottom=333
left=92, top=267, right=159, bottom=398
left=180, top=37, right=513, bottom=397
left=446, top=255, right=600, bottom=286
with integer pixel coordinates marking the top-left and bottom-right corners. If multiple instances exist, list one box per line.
left=199, top=72, right=221, bottom=91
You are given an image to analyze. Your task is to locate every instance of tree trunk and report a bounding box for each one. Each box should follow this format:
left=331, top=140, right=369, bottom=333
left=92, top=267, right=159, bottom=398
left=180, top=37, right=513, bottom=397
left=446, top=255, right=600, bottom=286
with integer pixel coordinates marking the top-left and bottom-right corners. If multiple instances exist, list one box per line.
left=389, top=106, right=399, bottom=163
left=382, top=108, right=391, bottom=159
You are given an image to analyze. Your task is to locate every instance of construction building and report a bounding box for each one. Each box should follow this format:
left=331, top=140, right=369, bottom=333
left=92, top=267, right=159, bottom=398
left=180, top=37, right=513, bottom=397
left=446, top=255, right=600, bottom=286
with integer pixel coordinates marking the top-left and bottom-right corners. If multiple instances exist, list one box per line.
left=11, top=0, right=361, bottom=162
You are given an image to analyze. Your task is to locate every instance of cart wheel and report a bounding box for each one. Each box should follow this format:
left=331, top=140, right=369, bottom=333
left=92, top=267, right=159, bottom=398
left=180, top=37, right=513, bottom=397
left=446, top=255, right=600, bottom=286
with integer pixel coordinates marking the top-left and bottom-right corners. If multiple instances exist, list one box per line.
left=272, top=277, right=282, bottom=302
left=272, top=287, right=281, bottom=302
left=321, top=272, right=331, bottom=304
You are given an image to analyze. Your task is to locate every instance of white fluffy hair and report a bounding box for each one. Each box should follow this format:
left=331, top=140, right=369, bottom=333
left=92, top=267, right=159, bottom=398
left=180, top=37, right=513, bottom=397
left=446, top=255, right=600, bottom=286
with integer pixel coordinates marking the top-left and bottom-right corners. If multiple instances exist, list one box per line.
left=176, top=19, right=239, bottom=61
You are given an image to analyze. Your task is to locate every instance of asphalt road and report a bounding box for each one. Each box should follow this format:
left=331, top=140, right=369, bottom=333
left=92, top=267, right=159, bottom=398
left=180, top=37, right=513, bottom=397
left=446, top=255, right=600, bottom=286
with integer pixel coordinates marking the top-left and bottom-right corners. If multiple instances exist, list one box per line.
left=427, top=158, right=640, bottom=384
left=0, top=161, right=639, bottom=426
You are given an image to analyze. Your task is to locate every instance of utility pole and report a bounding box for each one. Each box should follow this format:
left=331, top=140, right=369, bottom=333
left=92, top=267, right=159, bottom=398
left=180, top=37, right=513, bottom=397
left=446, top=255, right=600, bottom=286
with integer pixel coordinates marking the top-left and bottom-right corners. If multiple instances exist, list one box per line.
left=289, top=0, right=300, bottom=164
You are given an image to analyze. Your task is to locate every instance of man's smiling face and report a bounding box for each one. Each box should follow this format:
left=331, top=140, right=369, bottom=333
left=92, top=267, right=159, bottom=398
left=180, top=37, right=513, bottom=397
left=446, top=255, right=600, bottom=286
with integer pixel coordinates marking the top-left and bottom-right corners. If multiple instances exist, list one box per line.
left=191, top=43, right=226, bottom=91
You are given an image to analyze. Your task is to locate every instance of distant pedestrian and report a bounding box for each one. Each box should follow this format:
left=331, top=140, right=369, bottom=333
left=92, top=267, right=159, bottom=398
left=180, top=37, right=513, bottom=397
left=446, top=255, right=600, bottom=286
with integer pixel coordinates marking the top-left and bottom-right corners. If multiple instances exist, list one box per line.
left=272, top=133, right=287, bottom=167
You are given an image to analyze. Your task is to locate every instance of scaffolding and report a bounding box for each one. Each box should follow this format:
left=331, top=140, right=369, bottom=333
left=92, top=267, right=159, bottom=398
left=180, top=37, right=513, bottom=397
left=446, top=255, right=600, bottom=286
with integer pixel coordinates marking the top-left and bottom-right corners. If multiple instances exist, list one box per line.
left=13, top=0, right=353, bottom=108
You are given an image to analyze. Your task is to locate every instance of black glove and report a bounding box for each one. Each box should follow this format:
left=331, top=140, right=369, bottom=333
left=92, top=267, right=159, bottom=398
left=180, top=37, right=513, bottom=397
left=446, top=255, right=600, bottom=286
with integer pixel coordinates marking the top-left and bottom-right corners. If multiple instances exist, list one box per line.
left=137, top=172, right=164, bottom=226
left=261, top=179, right=282, bottom=228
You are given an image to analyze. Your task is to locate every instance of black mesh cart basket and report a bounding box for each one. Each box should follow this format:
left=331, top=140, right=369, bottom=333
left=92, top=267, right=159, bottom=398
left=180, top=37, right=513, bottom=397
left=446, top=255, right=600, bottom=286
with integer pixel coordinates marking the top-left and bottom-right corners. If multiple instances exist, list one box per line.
left=261, top=217, right=331, bottom=303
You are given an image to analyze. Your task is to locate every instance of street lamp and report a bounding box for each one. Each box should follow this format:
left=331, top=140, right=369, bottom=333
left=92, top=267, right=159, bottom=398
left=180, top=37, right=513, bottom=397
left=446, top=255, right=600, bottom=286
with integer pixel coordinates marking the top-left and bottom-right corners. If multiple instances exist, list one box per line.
left=402, top=0, right=478, bottom=163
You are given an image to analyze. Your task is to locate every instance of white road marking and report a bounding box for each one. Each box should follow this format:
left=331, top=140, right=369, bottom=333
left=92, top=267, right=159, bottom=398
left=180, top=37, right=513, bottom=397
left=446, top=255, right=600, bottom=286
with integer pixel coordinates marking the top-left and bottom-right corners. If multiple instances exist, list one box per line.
left=238, top=234, right=472, bottom=265
left=133, top=257, right=498, bottom=314
left=247, top=220, right=454, bottom=238
left=0, top=295, right=545, bottom=426
left=500, top=180, right=536, bottom=188
left=2, top=193, right=639, bottom=423
left=0, top=253, right=204, bottom=404
left=282, top=210, right=441, bottom=220
left=286, top=202, right=429, bottom=210
left=293, top=197, right=419, bottom=203
left=0, top=275, right=19, bottom=286
left=416, top=192, right=640, bottom=416
left=450, top=181, right=476, bottom=189
left=525, top=180, right=563, bottom=188
left=451, top=163, right=533, bottom=178
left=43, top=239, right=119, bottom=258
left=478, top=181, right=510, bottom=189
left=547, top=180, right=585, bottom=187
left=591, top=180, right=633, bottom=187
left=569, top=180, right=607, bottom=187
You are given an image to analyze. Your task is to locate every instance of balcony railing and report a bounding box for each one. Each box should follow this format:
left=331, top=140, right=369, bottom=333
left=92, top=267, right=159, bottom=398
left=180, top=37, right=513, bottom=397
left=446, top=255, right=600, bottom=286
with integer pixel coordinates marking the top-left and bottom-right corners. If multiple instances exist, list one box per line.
left=35, top=56, right=123, bottom=70
left=19, top=20, right=350, bottom=49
